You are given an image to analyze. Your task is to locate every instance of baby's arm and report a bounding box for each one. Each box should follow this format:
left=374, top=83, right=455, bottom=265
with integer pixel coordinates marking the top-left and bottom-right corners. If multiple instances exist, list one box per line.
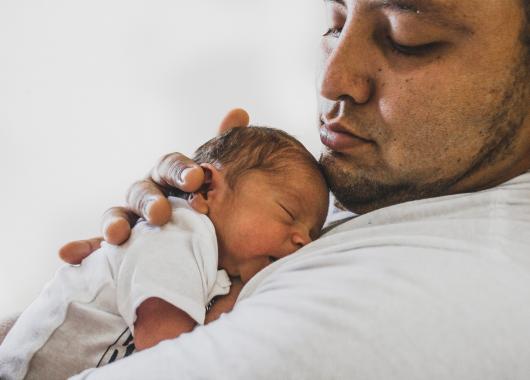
left=134, top=278, right=242, bottom=349
left=133, top=297, right=196, bottom=350
left=118, top=200, right=230, bottom=351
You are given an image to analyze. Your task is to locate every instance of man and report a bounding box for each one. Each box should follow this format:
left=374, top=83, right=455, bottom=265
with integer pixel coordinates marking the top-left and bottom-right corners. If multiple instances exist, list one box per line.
left=6, top=0, right=530, bottom=378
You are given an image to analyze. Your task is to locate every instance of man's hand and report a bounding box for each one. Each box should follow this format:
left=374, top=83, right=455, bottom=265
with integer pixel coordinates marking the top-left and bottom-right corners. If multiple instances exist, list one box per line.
left=59, top=108, right=250, bottom=264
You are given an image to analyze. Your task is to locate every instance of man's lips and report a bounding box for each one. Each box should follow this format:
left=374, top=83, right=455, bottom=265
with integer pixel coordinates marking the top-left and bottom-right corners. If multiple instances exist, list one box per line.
left=319, top=122, right=373, bottom=152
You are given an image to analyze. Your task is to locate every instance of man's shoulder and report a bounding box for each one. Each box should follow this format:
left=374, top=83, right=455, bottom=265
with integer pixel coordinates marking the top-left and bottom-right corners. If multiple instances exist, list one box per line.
left=327, top=169, right=530, bottom=234
left=242, top=170, right=530, bottom=300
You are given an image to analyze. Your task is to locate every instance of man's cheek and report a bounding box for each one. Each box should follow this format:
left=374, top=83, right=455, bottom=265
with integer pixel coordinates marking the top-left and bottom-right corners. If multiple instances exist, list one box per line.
left=379, top=117, right=453, bottom=178
left=383, top=140, right=433, bottom=177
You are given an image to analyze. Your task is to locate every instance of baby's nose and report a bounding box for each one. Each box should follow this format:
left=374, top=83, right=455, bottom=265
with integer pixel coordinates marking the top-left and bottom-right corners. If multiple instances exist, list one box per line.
left=291, top=229, right=312, bottom=248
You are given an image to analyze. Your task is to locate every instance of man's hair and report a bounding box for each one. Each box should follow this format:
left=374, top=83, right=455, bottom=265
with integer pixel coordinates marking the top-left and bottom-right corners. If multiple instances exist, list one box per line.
left=192, top=126, right=322, bottom=189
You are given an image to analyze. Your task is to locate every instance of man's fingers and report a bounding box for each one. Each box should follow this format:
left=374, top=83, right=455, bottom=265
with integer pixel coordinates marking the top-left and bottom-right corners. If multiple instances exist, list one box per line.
left=102, top=207, right=139, bottom=245
left=218, top=108, right=250, bottom=134
left=58, top=110, right=252, bottom=266
left=126, top=179, right=173, bottom=225
left=59, top=237, right=103, bottom=265
left=149, top=109, right=248, bottom=194
left=127, top=109, right=249, bottom=229
left=151, top=153, right=205, bottom=193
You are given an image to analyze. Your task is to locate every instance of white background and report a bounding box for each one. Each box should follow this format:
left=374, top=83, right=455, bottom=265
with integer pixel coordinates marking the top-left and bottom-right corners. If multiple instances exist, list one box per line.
left=0, top=1, right=326, bottom=316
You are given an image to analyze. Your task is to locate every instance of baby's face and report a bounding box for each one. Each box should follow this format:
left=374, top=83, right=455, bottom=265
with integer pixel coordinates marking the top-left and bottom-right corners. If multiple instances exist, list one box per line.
left=208, top=167, right=329, bottom=283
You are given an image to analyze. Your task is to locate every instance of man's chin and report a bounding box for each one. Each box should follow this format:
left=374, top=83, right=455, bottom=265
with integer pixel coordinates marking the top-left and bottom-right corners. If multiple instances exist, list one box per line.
left=319, top=151, right=416, bottom=214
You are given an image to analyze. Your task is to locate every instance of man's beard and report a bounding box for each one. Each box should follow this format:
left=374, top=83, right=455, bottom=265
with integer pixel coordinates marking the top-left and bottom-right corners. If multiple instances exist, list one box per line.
left=319, top=152, right=453, bottom=214
left=319, top=55, right=529, bottom=215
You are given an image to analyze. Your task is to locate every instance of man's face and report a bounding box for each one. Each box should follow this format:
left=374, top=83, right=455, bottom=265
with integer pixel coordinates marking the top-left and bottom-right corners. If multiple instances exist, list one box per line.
left=318, top=0, right=530, bottom=214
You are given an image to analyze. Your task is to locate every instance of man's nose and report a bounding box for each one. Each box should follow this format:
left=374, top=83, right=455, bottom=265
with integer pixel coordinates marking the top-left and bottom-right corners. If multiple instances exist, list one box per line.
left=318, top=25, right=374, bottom=104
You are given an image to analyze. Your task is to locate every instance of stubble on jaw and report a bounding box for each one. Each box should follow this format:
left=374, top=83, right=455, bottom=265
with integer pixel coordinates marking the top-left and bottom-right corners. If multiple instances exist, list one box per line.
left=320, top=53, right=530, bottom=215
left=319, top=151, right=451, bottom=214
left=453, top=58, right=529, bottom=187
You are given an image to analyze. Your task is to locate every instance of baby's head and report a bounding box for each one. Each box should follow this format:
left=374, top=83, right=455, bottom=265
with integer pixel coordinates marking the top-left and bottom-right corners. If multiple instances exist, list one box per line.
left=188, top=126, right=329, bottom=283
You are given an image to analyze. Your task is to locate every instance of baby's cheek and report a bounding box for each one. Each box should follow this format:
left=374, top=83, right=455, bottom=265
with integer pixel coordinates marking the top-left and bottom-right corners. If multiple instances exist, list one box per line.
left=247, top=235, right=275, bottom=256
left=245, top=224, right=288, bottom=257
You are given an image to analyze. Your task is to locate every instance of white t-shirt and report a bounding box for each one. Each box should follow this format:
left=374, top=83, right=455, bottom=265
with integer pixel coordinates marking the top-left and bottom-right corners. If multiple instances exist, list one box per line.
left=72, top=171, right=530, bottom=380
left=0, top=198, right=230, bottom=380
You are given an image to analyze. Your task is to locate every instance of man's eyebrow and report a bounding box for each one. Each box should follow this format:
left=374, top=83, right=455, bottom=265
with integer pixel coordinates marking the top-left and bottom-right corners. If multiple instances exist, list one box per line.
left=369, top=0, right=473, bottom=35
left=324, top=0, right=473, bottom=35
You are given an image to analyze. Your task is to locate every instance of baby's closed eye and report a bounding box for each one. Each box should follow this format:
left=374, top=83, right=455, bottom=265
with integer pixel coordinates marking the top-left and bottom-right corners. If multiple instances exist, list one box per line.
left=278, top=202, right=296, bottom=222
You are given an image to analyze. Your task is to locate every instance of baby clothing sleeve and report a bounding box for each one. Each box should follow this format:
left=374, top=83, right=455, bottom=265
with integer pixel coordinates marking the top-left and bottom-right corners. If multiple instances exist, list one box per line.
left=115, top=198, right=231, bottom=332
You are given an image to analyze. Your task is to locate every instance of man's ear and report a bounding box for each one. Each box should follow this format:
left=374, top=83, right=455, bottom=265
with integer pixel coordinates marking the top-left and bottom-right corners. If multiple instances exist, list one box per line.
left=188, top=163, right=225, bottom=215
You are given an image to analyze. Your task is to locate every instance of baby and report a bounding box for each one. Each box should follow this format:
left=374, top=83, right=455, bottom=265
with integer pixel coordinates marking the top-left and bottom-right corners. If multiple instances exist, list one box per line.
left=0, top=126, right=329, bottom=380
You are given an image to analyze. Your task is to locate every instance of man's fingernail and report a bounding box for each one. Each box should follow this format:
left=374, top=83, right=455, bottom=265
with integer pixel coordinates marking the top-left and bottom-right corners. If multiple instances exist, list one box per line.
left=143, top=199, right=155, bottom=217
left=178, top=167, right=193, bottom=184
left=104, top=216, right=122, bottom=228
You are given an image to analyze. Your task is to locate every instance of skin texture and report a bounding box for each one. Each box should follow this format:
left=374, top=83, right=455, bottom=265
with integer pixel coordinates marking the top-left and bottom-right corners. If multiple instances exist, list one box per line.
left=318, top=0, right=530, bottom=213
left=190, top=164, right=329, bottom=283
left=128, top=278, right=244, bottom=350
left=134, top=297, right=196, bottom=351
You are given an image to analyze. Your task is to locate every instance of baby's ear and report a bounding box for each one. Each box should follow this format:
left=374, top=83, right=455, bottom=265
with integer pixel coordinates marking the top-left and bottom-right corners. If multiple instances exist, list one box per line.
left=188, top=163, right=225, bottom=214
left=188, top=192, right=209, bottom=215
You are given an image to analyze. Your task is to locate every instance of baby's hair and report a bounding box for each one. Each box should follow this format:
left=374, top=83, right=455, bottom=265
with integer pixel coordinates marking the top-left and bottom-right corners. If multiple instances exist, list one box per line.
left=192, top=126, right=323, bottom=189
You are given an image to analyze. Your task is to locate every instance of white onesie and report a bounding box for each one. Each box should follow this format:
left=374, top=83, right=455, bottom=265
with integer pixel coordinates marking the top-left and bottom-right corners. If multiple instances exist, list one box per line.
left=0, top=197, right=230, bottom=380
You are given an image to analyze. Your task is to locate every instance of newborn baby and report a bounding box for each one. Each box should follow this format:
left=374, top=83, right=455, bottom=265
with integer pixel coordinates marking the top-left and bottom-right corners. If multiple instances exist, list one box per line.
left=0, top=126, right=329, bottom=380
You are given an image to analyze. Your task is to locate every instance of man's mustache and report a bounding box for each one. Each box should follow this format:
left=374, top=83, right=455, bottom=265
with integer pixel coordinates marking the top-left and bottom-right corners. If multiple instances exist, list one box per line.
left=319, top=98, right=379, bottom=143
